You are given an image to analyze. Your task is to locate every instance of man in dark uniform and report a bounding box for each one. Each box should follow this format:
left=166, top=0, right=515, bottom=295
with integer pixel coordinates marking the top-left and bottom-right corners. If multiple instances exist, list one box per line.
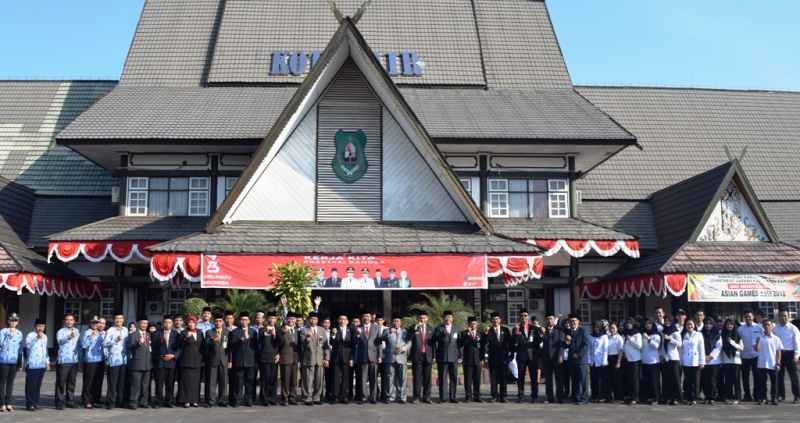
left=127, top=316, right=152, bottom=409
left=204, top=314, right=230, bottom=407
left=324, top=268, right=341, bottom=288
left=330, top=314, right=355, bottom=404
left=228, top=311, right=257, bottom=407
left=408, top=311, right=435, bottom=403
left=433, top=310, right=462, bottom=403
left=458, top=316, right=485, bottom=402
left=486, top=311, right=512, bottom=403
left=151, top=315, right=178, bottom=408
left=257, top=311, right=280, bottom=405
left=512, top=308, right=542, bottom=403
left=385, top=269, right=399, bottom=288
left=540, top=311, right=566, bottom=403
left=373, top=269, right=388, bottom=288
left=278, top=312, right=300, bottom=406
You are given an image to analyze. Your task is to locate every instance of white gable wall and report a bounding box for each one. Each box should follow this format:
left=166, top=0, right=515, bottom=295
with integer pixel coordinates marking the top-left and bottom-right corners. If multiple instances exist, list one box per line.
left=697, top=180, right=769, bottom=241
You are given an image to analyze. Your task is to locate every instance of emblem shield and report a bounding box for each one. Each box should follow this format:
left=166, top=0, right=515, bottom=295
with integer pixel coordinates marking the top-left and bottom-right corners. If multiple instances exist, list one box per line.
left=331, top=129, right=368, bottom=183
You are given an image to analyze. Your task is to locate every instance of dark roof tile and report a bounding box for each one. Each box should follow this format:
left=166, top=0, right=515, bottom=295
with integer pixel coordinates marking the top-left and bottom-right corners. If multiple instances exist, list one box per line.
left=46, top=216, right=208, bottom=242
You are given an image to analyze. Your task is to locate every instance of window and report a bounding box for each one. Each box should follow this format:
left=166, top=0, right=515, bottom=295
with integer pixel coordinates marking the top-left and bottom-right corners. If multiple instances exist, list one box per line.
left=506, top=289, right=525, bottom=325
left=64, top=300, right=82, bottom=324
left=784, top=302, right=800, bottom=319
left=758, top=302, right=777, bottom=320
left=100, top=288, right=115, bottom=319
left=168, top=289, right=187, bottom=317
left=127, top=177, right=210, bottom=216
left=579, top=301, right=590, bottom=324
left=225, top=177, right=238, bottom=197
left=168, top=302, right=183, bottom=317
left=709, top=303, right=724, bottom=319
left=488, top=178, right=569, bottom=218
left=609, top=301, right=626, bottom=323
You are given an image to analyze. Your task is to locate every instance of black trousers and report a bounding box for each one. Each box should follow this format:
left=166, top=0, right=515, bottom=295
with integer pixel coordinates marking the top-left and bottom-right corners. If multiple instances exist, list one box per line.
left=412, top=361, right=433, bottom=400
left=205, top=365, right=227, bottom=405
left=701, top=364, right=719, bottom=401
left=608, top=355, right=623, bottom=401
left=437, top=361, right=457, bottom=401
left=324, top=364, right=334, bottom=399
left=682, top=366, right=701, bottom=401
left=755, top=367, right=777, bottom=401
left=516, top=358, right=538, bottom=400
left=740, top=357, right=757, bottom=399
left=54, top=363, right=78, bottom=406
left=489, top=363, right=507, bottom=400
left=106, top=365, right=126, bottom=407
left=129, top=369, right=150, bottom=407
left=0, top=363, right=19, bottom=406
left=641, top=363, right=660, bottom=402
left=542, top=360, right=564, bottom=401
left=24, top=367, right=46, bottom=408
left=280, top=363, right=297, bottom=401
left=623, top=360, right=639, bottom=401
left=230, top=367, right=254, bottom=405
left=347, top=364, right=356, bottom=399
left=563, top=359, right=571, bottom=398
left=722, top=363, right=741, bottom=400
left=590, top=365, right=611, bottom=401
left=154, top=367, right=176, bottom=406
left=463, top=364, right=482, bottom=400
left=778, top=350, right=799, bottom=399
left=660, top=360, right=683, bottom=403
left=258, top=362, right=278, bottom=403
left=333, top=363, right=350, bottom=401
left=714, top=362, right=726, bottom=399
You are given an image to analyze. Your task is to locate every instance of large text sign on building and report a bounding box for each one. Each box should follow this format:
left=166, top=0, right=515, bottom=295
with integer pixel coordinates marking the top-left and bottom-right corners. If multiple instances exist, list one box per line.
left=201, top=254, right=486, bottom=289
left=687, top=273, right=800, bottom=302
left=271, top=51, right=423, bottom=76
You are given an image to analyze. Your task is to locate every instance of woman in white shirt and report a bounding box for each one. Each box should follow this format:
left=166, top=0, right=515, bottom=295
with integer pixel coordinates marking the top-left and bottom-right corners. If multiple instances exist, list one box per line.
left=640, top=318, right=662, bottom=405
left=700, top=317, right=722, bottom=404
left=621, top=317, right=642, bottom=405
left=607, top=322, right=625, bottom=403
left=660, top=315, right=683, bottom=405
left=680, top=319, right=706, bottom=404
left=589, top=320, right=610, bottom=403
left=719, top=318, right=743, bottom=405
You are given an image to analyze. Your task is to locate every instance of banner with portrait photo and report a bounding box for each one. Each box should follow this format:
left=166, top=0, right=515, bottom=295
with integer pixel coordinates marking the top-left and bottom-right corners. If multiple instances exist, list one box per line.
left=687, top=273, right=800, bottom=302
left=201, top=254, right=488, bottom=290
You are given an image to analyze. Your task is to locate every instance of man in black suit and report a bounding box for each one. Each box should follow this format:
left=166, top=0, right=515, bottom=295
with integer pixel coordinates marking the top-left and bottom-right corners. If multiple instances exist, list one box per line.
left=458, top=316, right=485, bottom=402
left=568, top=314, right=590, bottom=405
left=228, top=311, right=258, bottom=407
left=540, top=311, right=566, bottom=403
left=324, top=268, right=341, bottom=288
left=512, top=308, right=542, bottom=403
left=433, top=310, right=462, bottom=403
left=485, top=311, right=512, bottom=403
left=127, top=315, right=152, bottom=409
left=151, top=315, right=178, bottom=408
left=257, top=311, right=280, bottom=405
left=204, top=314, right=230, bottom=407
left=278, top=312, right=300, bottom=406
left=330, top=314, right=355, bottom=404
left=373, top=269, right=388, bottom=288
left=408, top=311, right=436, bottom=404
left=354, top=311, right=383, bottom=404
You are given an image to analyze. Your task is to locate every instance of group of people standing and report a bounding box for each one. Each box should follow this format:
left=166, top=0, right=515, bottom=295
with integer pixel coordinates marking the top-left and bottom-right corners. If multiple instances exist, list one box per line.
left=0, top=305, right=798, bottom=413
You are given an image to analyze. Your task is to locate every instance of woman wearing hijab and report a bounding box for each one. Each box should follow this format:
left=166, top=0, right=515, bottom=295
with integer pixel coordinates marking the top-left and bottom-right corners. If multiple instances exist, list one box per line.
left=660, top=315, right=683, bottom=405
left=640, top=318, right=662, bottom=405
left=621, top=317, right=642, bottom=405
left=607, top=322, right=625, bottom=403
left=176, top=315, right=204, bottom=407
left=589, top=320, right=610, bottom=403
left=680, top=319, right=705, bottom=405
left=719, top=318, right=743, bottom=405
left=700, top=317, right=722, bottom=404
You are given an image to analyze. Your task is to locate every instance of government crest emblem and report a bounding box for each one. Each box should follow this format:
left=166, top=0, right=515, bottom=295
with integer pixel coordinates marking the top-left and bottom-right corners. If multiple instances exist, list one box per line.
left=331, top=129, right=368, bottom=183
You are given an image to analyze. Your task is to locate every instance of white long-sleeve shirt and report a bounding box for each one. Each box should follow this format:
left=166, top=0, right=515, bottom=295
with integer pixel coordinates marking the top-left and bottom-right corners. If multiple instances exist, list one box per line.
left=660, top=331, right=682, bottom=361
left=607, top=333, right=624, bottom=356
left=623, top=333, right=643, bottom=362
left=738, top=323, right=764, bottom=359
left=680, top=331, right=706, bottom=367
left=641, top=333, right=662, bottom=364
left=772, top=322, right=800, bottom=360
left=589, top=335, right=608, bottom=367
left=705, top=337, right=722, bottom=365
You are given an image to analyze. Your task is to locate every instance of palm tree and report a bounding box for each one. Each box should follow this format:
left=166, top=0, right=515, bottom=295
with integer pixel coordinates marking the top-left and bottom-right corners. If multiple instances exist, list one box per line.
left=209, top=289, right=274, bottom=317
left=408, top=291, right=475, bottom=329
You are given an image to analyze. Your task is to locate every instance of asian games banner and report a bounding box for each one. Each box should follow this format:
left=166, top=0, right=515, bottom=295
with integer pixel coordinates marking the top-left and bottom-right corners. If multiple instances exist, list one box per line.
left=201, top=254, right=488, bottom=290
left=687, top=273, right=800, bottom=302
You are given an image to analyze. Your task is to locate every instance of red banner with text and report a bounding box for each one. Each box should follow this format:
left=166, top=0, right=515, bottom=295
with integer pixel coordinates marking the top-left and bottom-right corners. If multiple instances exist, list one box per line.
left=201, top=254, right=488, bottom=290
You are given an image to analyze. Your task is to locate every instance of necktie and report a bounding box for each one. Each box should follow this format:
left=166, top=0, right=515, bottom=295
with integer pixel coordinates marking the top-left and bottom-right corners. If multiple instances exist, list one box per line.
left=472, top=331, right=476, bottom=341
left=421, top=327, right=426, bottom=353
left=271, top=327, right=275, bottom=337
left=313, top=327, right=317, bottom=340
left=366, top=325, right=370, bottom=338
left=548, top=327, right=552, bottom=336
left=396, top=331, right=399, bottom=342
left=142, top=331, right=147, bottom=347
left=496, top=328, right=500, bottom=341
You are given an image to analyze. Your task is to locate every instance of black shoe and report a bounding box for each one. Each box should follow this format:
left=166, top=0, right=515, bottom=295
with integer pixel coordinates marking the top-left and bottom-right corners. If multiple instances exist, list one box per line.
left=517, top=398, right=525, bottom=403
left=166, top=403, right=175, bottom=408
left=56, top=404, right=65, bottom=410
left=358, top=401, right=366, bottom=404
left=66, top=403, right=76, bottom=409
left=708, top=400, right=715, bottom=405
left=245, top=401, right=253, bottom=407
left=34, top=405, right=40, bottom=410
left=369, top=399, right=377, bottom=404
left=743, top=396, right=753, bottom=402
left=778, top=396, right=784, bottom=402
left=152, top=404, right=160, bottom=409
left=489, top=398, right=497, bottom=403
left=499, top=398, right=508, bottom=403
left=757, top=400, right=765, bottom=405
left=772, top=399, right=779, bottom=405
left=26, top=406, right=36, bottom=412
left=305, top=402, right=314, bottom=406
left=341, top=399, right=349, bottom=405
left=450, top=399, right=459, bottom=404
left=128, top=405, right=138, bottom=410
left=794, top=397, right=799, bottom=404
left=269, top=401, right=278, bottom=406
left=106, top=405, right=115, bottom=410
left=314, top=401, right=323, bottom=405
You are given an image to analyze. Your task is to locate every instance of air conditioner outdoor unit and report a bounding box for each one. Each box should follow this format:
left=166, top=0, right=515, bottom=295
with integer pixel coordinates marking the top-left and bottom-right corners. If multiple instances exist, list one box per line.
left=528, top=299, right=545, bottom=312
left=146, top=301, right=163, bottom=314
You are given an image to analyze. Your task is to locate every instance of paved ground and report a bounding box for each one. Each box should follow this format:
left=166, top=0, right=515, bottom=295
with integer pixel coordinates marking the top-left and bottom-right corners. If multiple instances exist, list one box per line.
left=3, top=369, right=799, bottom=422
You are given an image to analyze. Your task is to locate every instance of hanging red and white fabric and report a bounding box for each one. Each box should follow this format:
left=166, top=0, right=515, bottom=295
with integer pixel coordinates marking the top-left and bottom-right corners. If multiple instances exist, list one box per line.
left=521, top=239, right=639, bottom=259
left=486, top=255, right=543, bottom=287
left=0, top=272, right=102, bottom=299
left=580, top=273, right=687, bottom=300
left=48, top=241, right=158, bottom=263
left=150, top=253, right=202, bottom=283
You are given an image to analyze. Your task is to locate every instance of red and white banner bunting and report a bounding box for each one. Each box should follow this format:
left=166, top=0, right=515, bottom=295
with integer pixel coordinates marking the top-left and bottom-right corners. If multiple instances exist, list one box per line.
left=48, top=241, right=158, bottom=263
left=487, top=255, right=543, bottom=287
left=0, top=272, right=102, bottom=299
left=150, top=254, right=202, bottom=283
left=522, top=239, right=640, bottom=259
left=580, top=273, right=687, bottom=300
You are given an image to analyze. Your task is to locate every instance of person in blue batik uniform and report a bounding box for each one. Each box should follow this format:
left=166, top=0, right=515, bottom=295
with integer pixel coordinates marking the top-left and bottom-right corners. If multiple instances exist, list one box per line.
left=55, top=313, right=83, bottom=410
left=81, top=315, right=105, bottom=408
left=24, top=318, right=50, bottom=411
left=0, top=312, right=24, bottom=412
left=103, top=311, right=130, bottom=409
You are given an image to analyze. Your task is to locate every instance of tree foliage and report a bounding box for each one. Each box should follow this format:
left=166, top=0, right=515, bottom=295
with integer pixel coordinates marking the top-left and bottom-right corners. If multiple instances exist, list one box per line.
left=209, top=289, right=273, bottom=317
left=267, top=261, right=315, bottom=324
left=182, top=297, right=208, bottom=320
left=407, top=291, right=475, bottom=329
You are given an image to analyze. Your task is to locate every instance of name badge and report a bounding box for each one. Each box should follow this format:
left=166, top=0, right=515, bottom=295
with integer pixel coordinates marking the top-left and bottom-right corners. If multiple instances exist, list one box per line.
left=223, top=341, right=228, bottom=349
left=529, top=335, right=534, bottom=342
left=453, top=333, right=458, bottom=339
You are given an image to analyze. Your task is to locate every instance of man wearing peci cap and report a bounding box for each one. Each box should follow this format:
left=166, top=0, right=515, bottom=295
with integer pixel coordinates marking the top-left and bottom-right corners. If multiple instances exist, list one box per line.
left=409, top=311, right=435, bottom=403
left=0, top=312, right=23, bottom=412
left=229, top=311, right=258, bottom=407
left=81, top=315, right=105, bottom=409
left=257, top=311, right=280, bottom=405
left=278, top=312, right=300, bottom=406
left=151, top=315, right=178, bottom=409
left=458, top=316, right=484, bottom=402
left=341, top=267, right=359, bottom=289
left=103, top=310, right=129, bottom=409
left=54, top=313, right=82, bottom=410
left=24, top=318, right=50, bottom=411
left=355, top=311, right=382, bottom=403
left=433, top=310, right=461, bottom=403
left=204, top=313, right=230, bottom=407
left=512, top=308, right=542, bottom=403
left=486, top=311, right=512, bottom=403
left=299, top=311, right=329, bottom=405
left=128, top=315, right=152, bottom=410
left=381, top=315, right=412, bottom=403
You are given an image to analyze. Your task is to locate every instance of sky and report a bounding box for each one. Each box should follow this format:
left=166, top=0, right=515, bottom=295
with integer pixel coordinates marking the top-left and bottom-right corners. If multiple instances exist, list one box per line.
left=1, top=0, right=798, bottom=91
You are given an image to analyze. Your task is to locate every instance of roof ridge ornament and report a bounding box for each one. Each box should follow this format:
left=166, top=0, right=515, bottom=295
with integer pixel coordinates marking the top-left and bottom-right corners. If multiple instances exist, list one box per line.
left=352, top=0, right=373, bottom=24
left=723, top=145, right=748, bottom=163
left=325, top=0, right=344, bottom=23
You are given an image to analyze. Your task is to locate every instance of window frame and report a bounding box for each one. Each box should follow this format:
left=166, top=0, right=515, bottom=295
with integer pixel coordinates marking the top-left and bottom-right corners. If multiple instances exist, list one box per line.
left=487, top=177, right=570, bottom=218
left=126, top=176, right=211, bottom=217
left=506, top=289, right=525, bottom=326
left=64, top=300, right=83, bottom=324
